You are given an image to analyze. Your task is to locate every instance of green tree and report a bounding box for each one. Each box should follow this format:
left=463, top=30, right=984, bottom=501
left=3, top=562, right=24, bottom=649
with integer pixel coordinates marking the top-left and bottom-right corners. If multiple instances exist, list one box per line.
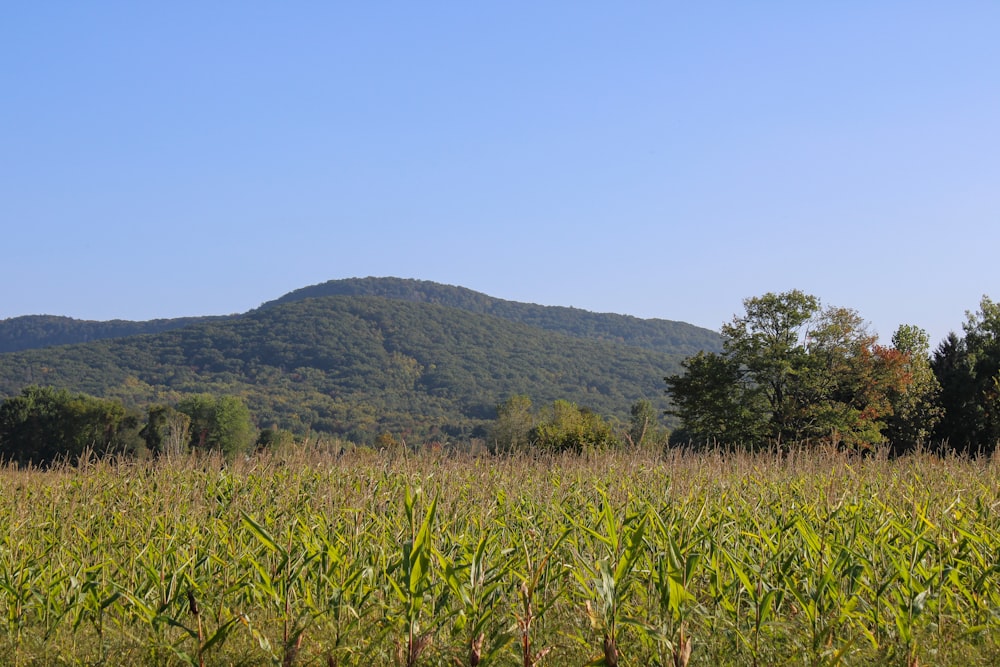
left=212, top=395, right=256, bottom=456
left=932, top=332, right=977, bottom=451
left=255, top=427, right=295, bottom=451
left=530, top=400, right=618, bottom=453
left=666, top=291, right=915, bottom=449
left=665, top=352, right=762, bottom=445
left=176, top=394, right=256, bottom=456
left=885, top=325, right=942, bottom=451
left=963, top=296, right=1000, bottom=449
left=490, top=394, right=535, bottom=454
left=142, top=405, right=192, bottom=457
left=0, top=386, right=143, bottom=466
left=625, top=399, right=669, bottom=451
left=721, top=290, right=819, bottom=442
left=800, top=305, right=911, bottom=447
left=933, top=295, right=1000, bottom=452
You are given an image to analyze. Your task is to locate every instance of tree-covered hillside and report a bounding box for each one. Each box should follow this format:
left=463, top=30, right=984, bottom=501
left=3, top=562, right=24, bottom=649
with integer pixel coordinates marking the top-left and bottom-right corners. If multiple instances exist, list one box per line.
left=0, top=296, right=690, bottom=442
left=0, top=314, right=230, bottom=353
left=261, top=277, right=722, bottom=356
left=1, top=278, right=721, bottom=358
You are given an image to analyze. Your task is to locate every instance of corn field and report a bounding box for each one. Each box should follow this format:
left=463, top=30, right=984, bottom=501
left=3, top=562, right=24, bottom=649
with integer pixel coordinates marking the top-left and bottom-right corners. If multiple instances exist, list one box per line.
left=2, top=446, right=1000, bottom=666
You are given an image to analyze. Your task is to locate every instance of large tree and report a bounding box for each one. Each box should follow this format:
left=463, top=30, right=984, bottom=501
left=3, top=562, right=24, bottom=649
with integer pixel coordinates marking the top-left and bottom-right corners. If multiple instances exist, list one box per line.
left=666, top=291, right=915, bottom=449
left=884, top=325, right=942, bottom=451
left=176, top=394, right=256, bottom=456
left=0, top=386, right=144, bottom=466
left=933, top=296, right=1000, bottom=452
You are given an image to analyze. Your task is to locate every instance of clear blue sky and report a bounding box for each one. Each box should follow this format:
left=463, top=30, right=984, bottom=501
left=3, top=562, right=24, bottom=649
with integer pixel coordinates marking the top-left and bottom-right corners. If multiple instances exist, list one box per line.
left=3, top=3, right=997, bottom=347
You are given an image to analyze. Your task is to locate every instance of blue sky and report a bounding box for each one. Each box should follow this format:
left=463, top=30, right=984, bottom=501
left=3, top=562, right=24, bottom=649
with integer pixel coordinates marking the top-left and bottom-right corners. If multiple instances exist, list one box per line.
left=2, top=3, right=997, bottom=347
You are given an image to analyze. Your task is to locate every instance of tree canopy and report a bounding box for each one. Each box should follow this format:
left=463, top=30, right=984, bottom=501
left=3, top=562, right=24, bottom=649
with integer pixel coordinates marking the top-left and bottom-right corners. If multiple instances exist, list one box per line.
left=0, top=386, right=144, bottom=466
left=932, top=296, right=1000, bottom=453
left=0, top=294, right=690, bottom=442
left=666, top=290, right=938, bottom=450
left=0, top=387, right=257, bottom=465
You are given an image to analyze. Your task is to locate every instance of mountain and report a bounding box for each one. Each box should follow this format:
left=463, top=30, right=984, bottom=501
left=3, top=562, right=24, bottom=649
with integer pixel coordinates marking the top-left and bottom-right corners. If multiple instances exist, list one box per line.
left=261, top=277, right=719, bottom=357
left=0, top=314, right=231, bottom=354
left=0, top=278, right=721, bottom=441
left=1, top=277, right=719, bottom=357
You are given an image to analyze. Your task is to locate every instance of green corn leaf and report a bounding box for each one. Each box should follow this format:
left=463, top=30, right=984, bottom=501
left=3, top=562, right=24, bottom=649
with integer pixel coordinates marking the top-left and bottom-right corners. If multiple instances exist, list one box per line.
left=241, top=512, right=279, bottom=554
left=408, top=494, right=437, bottom=597
left=613, top=514, right=647, bottom=586
left=201, top=615, right=243, bottom=653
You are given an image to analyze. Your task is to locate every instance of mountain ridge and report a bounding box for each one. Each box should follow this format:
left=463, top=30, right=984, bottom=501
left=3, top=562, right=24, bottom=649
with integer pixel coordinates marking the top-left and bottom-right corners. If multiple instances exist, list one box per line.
left=0, top=278, right=721, bottom=441
left=1, top=277, right=719, bottom=356
left=257, top=277, right=719, bottom=357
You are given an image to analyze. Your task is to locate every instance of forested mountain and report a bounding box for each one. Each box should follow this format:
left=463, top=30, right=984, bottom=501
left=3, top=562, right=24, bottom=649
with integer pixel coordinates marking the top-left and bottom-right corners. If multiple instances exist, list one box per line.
left=1, top=278, right=720, bottom=357
left=262, top=277, right=721, bottom=357
left=0, top=314, right=230, bottom=353
left=0, top=282, right=721, bottom=442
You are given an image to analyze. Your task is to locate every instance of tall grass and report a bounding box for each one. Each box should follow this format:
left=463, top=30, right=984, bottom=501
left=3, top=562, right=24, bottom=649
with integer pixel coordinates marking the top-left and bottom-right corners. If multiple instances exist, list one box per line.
left=1, top=445, right=1000, bottom=665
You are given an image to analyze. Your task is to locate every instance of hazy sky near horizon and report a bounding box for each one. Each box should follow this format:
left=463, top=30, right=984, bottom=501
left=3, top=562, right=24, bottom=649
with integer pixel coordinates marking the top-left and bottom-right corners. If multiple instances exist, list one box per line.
left=3, top=3, right=998, bottom=347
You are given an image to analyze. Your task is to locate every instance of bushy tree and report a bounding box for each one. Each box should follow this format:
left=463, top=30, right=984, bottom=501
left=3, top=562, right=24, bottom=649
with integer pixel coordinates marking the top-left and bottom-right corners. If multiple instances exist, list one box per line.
left=884, top=325, right=942, bottom=451
left=489, top=394, right=535, bottom=453
left=625, top=399, right=669, bottom=451
left=142, top=405, right=192, bottom=457
left=256, top=427, right=296, bottom=451
left=933, top=296, right=1000, bottom=453
left=176, top=394, right=256, bottom=456
left=666, top=291, right=916, bottom=449
left=530, top=399, right=618, bottom=453
left=0, top=386, right=144, bottom=466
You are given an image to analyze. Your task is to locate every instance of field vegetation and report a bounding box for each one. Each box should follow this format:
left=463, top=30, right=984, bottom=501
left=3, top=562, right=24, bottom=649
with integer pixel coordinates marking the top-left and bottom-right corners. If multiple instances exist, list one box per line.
left=3, top=446, right=1000, bottom=666
left=4, top=285, right=1000, bottom=665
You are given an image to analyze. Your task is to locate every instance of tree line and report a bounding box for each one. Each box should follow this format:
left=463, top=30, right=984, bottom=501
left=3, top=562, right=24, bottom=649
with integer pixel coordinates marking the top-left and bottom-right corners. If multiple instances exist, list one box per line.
left=665, top=290, right=1000, bottom=453
left=0, top=386, right=260, bottom=466
left=488, top=395, right=668, bottom=454
left=0, top=295, right=688, bottom=442
left=6, top=290, right=996, bottom=462
left=0, top=386, right=670, bottom=465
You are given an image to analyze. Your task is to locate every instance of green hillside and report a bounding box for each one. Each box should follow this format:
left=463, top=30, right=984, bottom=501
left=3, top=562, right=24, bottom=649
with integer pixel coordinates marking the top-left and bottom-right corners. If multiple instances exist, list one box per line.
left=1, top=278, right=720, bottom=357
left=0, top=314, right=230, bottom=353
left=0, top=279, right=722, bottom=442
left=263, top=277, right=721, bottom=357
left=0, top=295, right=705, bottom=442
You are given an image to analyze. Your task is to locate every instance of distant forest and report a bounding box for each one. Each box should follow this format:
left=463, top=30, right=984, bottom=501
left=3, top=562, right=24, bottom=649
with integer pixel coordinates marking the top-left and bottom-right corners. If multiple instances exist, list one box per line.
left=0, top=279, right=716, bottom=451
left=2, top=279, right=994, bottom=464
left=666, top=290, right=1000, bottom=456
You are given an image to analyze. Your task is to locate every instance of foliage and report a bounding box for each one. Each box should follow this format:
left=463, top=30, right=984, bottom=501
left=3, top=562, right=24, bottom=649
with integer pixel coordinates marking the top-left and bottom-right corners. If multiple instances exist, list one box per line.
left=489, top=395, right=535, bottom=454
left=664, top=351, right=761, bottom=446
left=261, top=277, right=723, bottom=357
left=0, top=314, right=231, bottom=354
left=933, top=296, right=1000, bottom=453
left=0, top=388, right=256, bottom=464
left=0, top=385, right=144, bottom=465
left=0, top=294, right=687, bottom=442
left=142, top=405, right=191, bottom=457
left=625, top=398, right=669, bottom=451
left=885, top=325, right=942, bottom=451
left=666, top=291, right=918, bottom=449
left=176, top=394, right=256, bottom=456
left=530, top=400, right=619, bottom=453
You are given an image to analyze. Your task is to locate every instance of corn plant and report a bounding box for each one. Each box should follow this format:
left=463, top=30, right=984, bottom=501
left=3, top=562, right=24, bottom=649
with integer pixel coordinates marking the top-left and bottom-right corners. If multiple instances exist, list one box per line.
left=4, top=448, right=1000, bottom=665
left=565, top=488, right=648, bottom=666
left=511, top=520, right=570, bottom=667
left=437, top=527, right=515, bottom=666
left=240, top=510, right=319, bottom=665
left=385, top=486, right=439, bottom=667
